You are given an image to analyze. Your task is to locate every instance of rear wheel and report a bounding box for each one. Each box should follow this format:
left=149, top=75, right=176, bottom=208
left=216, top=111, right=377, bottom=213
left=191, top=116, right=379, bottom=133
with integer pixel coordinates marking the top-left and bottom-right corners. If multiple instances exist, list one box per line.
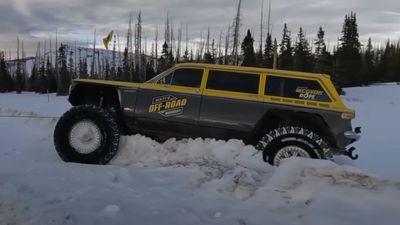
left=54, top=105, right=120, bottom=164
left=256, top=126, right=331, bottom=166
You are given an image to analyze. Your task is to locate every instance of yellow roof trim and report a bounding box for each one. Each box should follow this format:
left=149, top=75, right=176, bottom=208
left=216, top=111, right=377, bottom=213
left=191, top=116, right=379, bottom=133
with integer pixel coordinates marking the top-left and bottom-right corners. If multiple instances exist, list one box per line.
left=174, top=63, right=331, bottom=79
left=74, top=79, right=140, bottom=88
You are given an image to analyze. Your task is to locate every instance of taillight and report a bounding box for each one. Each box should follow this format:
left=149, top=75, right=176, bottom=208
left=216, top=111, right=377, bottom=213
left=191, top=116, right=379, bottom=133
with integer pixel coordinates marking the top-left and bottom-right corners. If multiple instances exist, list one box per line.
left=341, top=111, right=355, bottom=120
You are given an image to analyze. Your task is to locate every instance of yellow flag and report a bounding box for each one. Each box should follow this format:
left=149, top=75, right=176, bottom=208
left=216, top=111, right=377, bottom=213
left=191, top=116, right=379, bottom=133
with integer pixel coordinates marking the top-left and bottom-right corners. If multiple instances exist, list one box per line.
left=102, top=30, right=114, bottom=49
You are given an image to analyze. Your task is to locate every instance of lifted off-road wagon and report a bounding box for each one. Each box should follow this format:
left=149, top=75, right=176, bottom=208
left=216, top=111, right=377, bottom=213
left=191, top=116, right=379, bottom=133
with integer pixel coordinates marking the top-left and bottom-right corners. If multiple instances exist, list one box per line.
left=54, top=63, right=361, bottom=165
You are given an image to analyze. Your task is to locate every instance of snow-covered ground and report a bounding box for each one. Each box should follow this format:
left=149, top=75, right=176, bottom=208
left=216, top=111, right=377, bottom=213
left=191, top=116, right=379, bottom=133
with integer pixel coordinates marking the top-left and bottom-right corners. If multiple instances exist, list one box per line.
left=1, top=84, right=400, bottom=225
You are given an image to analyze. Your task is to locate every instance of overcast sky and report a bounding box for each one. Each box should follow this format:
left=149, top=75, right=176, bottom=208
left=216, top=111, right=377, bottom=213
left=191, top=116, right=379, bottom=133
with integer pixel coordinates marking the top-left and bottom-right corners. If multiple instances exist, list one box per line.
left=1, top=0, right=400, bottom=58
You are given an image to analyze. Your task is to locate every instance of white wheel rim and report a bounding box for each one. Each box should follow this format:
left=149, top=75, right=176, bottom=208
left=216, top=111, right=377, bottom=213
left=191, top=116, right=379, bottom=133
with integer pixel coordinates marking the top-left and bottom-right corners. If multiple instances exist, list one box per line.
left=69, top=120, right=102, bottom=154
left=273, top=146, right=311, bottom=166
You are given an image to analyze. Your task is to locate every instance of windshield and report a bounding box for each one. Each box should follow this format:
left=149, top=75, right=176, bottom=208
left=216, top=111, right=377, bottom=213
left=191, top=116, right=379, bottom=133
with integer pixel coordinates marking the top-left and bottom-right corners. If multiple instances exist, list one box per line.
left=146, top=73, right=164, bottom=83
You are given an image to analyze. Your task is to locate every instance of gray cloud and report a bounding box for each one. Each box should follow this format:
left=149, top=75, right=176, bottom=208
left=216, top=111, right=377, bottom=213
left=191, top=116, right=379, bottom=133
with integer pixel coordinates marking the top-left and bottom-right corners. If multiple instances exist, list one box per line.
left=1, top=0, right=400, bottom=57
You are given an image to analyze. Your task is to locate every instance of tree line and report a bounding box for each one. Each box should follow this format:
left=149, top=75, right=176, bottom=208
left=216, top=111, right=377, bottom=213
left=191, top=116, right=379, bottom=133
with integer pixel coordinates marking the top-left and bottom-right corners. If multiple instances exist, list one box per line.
left=1, top=9, right=400, bottom=96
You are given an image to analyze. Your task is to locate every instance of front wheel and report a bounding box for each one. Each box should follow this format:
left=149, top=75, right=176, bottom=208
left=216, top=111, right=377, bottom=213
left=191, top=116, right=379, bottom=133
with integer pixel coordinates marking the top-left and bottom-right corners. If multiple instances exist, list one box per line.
left=256, top=126, right=331, bottom=166
left=53, top=105, right=120, bottom=164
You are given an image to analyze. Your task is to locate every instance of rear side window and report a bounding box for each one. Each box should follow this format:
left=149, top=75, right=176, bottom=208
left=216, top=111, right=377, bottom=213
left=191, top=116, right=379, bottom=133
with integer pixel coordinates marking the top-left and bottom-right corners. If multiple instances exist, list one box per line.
left=158, top=68, right=203, bottom=88
left=206, top=70, right=260, bottom=94
left=265, top=76, right=331, bottom=102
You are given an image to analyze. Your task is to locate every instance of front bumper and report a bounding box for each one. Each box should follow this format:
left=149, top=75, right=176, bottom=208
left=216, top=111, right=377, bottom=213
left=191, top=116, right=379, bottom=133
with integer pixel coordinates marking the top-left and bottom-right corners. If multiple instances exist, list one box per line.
left=339, top=127, right=361, bottom=160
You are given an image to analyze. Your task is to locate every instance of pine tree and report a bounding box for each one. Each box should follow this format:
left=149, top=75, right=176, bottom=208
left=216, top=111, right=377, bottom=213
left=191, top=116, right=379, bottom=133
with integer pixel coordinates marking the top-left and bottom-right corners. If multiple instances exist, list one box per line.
left=314, top=27, right=332, bottom=75
left=79, top=58, right=88, bottom=79
left=204, top=39, right=216, bottom=64
left=105, top=60, right=110, bottom=80
left=38, top=56, right=46, bottom=93
left=57, top=43, right=70, bottom=95
left=157, top=41, right=168, bottom=73
left=46, top=57, right=57, bottom=93
left=15, top=37, right=24, bottom=94
left=336, top=12, right=362, bottom=87
left=362, top=37, right=375, bottom=84
left=263, top=33, right=274, bottom=68
left=68, top=48, right=75, bottom=80
left=379, top=41, right=400, bottom=82
left=157, top=41, right=174, bottom=73
left=293, top=27, right=313, bottom=72
left=122, top=47, right=131, bottom=81
left=279, top=24, right=293, bottom=70
left=28, top=65, right=38, bottom=92
left=395, top=42, right=400, bottom=82
left=0, top=52, right=14, bottom=92
left=145, top=61, right=156, bottom=81
left=241, top=29, right=256, bottom=66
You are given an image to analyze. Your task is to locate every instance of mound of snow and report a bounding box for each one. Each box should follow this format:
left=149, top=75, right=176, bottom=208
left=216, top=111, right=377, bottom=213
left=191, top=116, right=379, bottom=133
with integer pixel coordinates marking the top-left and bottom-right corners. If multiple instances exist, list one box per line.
left=113, top=135, right=269, bottom=171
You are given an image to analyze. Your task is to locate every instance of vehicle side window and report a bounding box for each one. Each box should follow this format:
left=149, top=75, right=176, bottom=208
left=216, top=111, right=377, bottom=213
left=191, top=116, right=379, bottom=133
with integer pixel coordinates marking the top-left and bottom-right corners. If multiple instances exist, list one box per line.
left=171, top=69, right=203, bottom=88
left=265, top=76, right=331, bottom=102
left=158, top=72, right=173, bottom=85
left=156, top=69, right=203, bottom=88
left=206, top=70, right=260, bottom=94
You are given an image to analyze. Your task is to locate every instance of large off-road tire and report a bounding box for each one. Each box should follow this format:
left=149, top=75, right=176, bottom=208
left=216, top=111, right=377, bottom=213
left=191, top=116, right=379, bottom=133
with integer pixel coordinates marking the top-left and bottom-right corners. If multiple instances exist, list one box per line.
left=53, top=105, right=120, bottom=164
left=256, top=126, right=331, bottom=166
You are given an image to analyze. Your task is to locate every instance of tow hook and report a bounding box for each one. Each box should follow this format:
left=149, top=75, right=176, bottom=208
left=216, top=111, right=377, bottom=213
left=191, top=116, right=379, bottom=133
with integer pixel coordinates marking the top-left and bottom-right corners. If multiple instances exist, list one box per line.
left=344, top=147, right=359, bottom=160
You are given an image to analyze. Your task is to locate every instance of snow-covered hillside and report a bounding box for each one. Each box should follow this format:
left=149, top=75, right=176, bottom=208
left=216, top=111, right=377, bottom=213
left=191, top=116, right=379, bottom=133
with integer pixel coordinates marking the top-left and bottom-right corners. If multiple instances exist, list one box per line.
left=1, top=84, right=400, bottom=225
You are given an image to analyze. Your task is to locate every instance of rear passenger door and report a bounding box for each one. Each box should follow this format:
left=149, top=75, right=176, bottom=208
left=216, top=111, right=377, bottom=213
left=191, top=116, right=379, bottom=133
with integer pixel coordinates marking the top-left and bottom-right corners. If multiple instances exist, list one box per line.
left=199, top=70, right=265, bottom=140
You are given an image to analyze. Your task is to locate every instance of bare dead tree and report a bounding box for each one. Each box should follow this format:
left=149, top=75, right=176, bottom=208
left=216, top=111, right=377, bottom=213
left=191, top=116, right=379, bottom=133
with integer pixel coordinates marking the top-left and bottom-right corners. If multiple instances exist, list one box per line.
left=49, top=35, right=52, bottom=66
left=273, top=38, right=278, bottom=69
left=218, top=30, right=223, bottom=60
left=135, top=10, right=142, bottom=79
left=97, top=50, right=101, bottom=79
left=267, top=0, right=271, bottom=35
left=127, top=12, right=134, bottom=81
left=206, top=27, right=210, bottom=54
left=224, top=26, right=231, bottom=64
left=117, top=32, right=122, bottom=69
left=185, top=24, right=189, bottom=61
left=197, top=32, right=206, bottom=62
left=112, top=34, right=116, bottom=79
left=55, top=28, right=59, bottom=84
left=176, top=25, right=182, bottom=63
left=259, top=0, right=264, bottom=55
left=91, top=29, right=96, bottom=77
left=164, top=13, right=170, bottom=48
left=170, top=18, right=175, bottom=58
left=231, top=0, right=242, bottom=65
left=21, top=40, right=27, bottom=87
left=155, top=25, right=158, bottom=70
left=15, top=36, right=22, bottom=93
left=74, top=41, right=77, bottom=76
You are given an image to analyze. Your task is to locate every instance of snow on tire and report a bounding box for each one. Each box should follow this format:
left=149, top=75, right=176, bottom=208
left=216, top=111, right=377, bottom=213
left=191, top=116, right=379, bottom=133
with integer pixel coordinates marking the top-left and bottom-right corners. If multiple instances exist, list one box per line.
left=53, top=105, right=120, bottom=164
left=256, top=126, right=331, bottom=166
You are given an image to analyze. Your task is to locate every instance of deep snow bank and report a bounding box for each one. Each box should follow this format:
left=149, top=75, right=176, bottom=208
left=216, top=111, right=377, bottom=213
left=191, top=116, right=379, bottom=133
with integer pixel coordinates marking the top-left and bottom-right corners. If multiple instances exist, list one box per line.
left=1, top=87, right=400, bottom=225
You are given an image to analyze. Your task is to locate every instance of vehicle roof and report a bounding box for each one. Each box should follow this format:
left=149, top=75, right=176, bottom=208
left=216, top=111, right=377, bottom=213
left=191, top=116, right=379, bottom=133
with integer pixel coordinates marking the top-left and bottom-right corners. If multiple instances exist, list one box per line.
left=175, top=63, right=331, bottom=79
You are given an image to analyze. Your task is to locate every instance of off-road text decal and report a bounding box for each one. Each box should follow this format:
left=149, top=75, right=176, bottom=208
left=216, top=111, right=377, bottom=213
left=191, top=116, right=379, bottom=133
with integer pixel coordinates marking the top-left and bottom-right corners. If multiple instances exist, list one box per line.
left=295, top=87, right=324, bottom=100
left=148, top=95, right=187, bottom=117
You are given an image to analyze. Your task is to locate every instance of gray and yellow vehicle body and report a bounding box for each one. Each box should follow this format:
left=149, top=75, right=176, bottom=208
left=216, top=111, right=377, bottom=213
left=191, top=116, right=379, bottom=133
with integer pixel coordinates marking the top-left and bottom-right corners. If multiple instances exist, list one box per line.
left=69, top=63, right=360, bottom=159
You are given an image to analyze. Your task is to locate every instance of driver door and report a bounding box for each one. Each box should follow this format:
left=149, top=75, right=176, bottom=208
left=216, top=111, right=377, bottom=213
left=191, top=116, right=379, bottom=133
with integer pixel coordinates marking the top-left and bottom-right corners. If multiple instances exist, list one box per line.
left=134, top=68, right=205, bottom=138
